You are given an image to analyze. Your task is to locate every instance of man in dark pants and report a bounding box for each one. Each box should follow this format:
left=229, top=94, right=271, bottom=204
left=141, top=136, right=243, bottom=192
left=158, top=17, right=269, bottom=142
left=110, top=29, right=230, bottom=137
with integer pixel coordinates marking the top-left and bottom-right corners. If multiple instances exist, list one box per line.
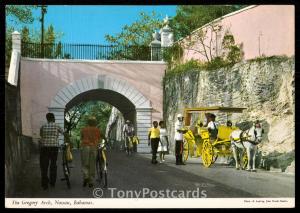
left=123, top=120, right=135, bottom=155
left=39, top=113, right=64, bottom=190
left=148, top=121, right=160, bottom=164
left=174, top=114, right=187, bottom=165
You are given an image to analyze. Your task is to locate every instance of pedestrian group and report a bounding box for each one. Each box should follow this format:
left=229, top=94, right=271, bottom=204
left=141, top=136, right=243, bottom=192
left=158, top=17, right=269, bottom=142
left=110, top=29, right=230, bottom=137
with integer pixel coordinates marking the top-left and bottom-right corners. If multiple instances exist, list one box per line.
left=38, top=111, right=230, bottom=191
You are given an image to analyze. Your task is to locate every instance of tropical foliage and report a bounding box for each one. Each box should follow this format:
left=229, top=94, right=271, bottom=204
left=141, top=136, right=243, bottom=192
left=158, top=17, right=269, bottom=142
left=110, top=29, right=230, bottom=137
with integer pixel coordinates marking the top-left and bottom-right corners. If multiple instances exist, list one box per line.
left=169, top=5, right=246, bottom=41
left=5, top=5, right=64, bottom=66
left=65, top=101, right=112, bottom=148
left=104, top=11, right=164, bottom=60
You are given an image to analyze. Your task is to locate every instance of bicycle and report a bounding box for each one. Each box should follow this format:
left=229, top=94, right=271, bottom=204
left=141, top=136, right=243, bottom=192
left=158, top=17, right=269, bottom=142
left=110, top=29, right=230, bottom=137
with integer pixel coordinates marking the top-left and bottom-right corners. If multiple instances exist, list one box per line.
left=60, top=143, right=71, bottom=189
left=96, top=139, right=108, bottom=188
left=125, top=136, right=134, bottom=155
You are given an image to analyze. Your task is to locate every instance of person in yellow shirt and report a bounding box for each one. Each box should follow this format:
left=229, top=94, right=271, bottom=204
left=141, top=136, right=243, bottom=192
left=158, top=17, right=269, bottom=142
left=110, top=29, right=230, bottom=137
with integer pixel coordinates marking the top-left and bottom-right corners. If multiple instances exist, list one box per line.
left=148, top=121, right=160, bottom=164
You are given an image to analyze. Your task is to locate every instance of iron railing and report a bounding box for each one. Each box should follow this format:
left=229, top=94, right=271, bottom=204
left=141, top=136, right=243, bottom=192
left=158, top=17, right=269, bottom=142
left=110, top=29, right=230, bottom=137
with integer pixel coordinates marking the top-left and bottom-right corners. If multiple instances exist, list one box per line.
left=21, top=42, right=165, bottom=61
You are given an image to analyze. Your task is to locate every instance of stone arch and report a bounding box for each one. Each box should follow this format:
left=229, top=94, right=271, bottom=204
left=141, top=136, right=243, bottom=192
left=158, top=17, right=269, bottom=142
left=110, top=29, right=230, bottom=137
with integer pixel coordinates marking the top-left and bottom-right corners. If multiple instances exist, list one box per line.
left=48, top=74, right=152, bottom=153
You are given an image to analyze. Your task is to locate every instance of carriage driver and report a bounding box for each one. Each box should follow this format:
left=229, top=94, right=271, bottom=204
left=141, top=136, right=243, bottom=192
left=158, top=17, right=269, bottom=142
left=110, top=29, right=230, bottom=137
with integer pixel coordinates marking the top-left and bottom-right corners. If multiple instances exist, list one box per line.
left=227, top=120, right=233, bottom=128
left=206, top=113, right=219, bottom=140
left=174, top=114, right=187, bottom=165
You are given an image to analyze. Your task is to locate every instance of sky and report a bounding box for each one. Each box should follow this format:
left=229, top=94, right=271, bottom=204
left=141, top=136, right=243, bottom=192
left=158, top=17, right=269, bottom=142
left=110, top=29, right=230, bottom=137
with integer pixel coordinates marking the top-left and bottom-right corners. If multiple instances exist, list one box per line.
left=8, top=5, right=177, bottom=44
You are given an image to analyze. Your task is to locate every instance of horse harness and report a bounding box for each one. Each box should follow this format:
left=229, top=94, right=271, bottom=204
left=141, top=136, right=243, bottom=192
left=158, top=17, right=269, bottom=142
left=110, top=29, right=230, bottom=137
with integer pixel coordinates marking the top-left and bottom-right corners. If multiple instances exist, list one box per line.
left=232, top=127, right=260, bottom=148
left=241, top=128, right=261, bottom=145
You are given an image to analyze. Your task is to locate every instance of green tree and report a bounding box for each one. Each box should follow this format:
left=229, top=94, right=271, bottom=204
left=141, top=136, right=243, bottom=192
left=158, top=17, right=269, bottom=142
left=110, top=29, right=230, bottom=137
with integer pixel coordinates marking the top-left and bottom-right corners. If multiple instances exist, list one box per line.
left=44, top=24, right=56, bottom=58
left=6, top=5, right=64, bottom=63
left=221, top=31, right=244, bottom=65
left=65, top=103, right=88, bottom=135
left=45, top=25, right=55, bottom=43
left=89, top=102, right=112, bottom=133
left=105, top=11, right=163, bottom=46
left=5, top=27, right=14, bottom=67
left=66, top=101, right=112, bottom=147
left=166, top=5, right=246, bottom=68
left=21, top=26, right=31, bottom=57
left=5, top=6, right=36, bottom=67
left=6, top=5, right=35, bottom=25
left=21, top=26, right=30, bottom=43
left=104, top=11, right=164, bottom=60
left=170, top=5, right=246, bottom=41
left=180, top=22, right=223, bottom=63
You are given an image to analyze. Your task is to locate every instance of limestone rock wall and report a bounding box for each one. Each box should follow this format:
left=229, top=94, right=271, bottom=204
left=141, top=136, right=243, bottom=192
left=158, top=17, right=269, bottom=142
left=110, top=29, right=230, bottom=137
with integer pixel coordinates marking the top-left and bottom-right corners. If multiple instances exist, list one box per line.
left=164, top=57, right=295, bottom=172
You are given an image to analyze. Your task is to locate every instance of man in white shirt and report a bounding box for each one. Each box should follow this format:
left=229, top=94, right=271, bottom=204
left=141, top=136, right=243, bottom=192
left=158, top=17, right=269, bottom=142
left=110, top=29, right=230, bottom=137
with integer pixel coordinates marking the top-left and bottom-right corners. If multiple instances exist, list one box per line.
left=206, top=113, right=219, bottom=140
left=174, top=114, right=187, bottom=165
left=207, top=120, right=218, bottom=130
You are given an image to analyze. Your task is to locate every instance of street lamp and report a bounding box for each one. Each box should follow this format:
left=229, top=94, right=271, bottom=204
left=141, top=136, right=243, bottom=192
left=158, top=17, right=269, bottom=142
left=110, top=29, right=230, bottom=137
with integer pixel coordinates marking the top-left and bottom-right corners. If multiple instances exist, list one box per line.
left=38, top=5, right=47, bottom=58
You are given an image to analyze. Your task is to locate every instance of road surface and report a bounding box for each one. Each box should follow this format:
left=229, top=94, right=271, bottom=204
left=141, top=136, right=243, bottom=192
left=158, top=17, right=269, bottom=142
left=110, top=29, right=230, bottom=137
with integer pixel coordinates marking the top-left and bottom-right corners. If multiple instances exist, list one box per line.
left=10, top=148, right=294, bottom=198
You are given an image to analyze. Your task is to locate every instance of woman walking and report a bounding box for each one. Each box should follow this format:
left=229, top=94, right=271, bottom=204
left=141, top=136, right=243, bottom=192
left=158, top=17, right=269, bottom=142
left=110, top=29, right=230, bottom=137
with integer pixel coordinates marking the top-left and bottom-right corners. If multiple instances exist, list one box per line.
left=157, top=121, right=169, bottom=163
left=80, top=117, right=101, bottom=187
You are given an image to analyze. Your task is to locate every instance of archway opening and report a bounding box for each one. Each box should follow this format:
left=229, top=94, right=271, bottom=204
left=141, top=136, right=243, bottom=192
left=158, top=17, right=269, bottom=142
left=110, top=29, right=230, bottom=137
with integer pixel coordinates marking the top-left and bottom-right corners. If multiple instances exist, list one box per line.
left=64, top=89, right=136, bottom=149
left=65, top=89, right=136, bottom=123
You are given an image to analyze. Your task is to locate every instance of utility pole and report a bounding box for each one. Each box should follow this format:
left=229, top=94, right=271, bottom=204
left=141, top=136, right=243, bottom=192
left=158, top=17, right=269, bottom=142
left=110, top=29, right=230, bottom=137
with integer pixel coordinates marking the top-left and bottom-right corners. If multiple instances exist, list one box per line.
left=39, top=5, right=47, bottom=58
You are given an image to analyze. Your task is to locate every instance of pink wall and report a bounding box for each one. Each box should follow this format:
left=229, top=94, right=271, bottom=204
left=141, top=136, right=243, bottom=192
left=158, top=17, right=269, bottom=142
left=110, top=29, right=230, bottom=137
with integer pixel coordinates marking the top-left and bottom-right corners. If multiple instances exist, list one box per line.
left=180, top=5, right=295, bottom=62
left=20, top=59, right=167, bottom=138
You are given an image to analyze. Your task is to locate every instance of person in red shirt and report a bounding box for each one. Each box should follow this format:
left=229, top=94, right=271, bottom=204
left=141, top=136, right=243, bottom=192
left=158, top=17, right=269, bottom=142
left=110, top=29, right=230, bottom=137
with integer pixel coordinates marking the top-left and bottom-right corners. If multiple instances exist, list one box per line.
left=80, top=117, right=101, bottom=187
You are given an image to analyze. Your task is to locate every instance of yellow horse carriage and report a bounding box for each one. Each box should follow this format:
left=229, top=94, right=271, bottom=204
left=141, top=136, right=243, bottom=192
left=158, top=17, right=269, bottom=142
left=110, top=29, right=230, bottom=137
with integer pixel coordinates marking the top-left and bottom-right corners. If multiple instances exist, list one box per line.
left=181, top=106, right=248, bottom=168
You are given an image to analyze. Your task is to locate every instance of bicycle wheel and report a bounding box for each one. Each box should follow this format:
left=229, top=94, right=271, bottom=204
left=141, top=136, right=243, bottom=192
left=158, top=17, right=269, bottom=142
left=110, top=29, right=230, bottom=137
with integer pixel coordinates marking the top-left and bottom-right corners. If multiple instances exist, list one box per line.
left=96, top=157, right=102, bottom=184
left=103, top=168, right=108, bottom=188
left=66, top=173, right=71, bottom=189
left=61, top=146, right=71, bottom=189
left=66, top=160, right=71, bottom=188
left=61, top=163, right=71, bottom=189
left=102, top=151, right=108, bottom=188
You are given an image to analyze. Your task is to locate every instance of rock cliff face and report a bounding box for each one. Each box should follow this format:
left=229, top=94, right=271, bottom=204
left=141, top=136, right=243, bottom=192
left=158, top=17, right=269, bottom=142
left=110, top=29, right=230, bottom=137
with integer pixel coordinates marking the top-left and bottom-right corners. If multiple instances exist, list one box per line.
left=163, top=56, right=295, bottom=172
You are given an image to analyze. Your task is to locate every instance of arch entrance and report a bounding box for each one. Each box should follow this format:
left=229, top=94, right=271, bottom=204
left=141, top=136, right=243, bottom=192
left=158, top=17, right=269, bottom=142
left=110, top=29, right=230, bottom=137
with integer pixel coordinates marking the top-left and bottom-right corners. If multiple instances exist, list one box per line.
left=49, top=75, right=152, bottom=153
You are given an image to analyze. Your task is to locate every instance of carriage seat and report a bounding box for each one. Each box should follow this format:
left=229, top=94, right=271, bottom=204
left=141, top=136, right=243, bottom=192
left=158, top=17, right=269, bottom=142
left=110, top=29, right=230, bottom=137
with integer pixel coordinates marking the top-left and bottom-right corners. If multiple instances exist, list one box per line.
left=217, top=125, right=239, bottom=141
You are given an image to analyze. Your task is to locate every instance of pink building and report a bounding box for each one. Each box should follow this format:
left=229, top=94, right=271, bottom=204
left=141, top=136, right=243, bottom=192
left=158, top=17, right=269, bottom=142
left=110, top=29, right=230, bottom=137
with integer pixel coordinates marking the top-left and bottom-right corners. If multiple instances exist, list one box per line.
left=178, top=5, right=295, bottom=62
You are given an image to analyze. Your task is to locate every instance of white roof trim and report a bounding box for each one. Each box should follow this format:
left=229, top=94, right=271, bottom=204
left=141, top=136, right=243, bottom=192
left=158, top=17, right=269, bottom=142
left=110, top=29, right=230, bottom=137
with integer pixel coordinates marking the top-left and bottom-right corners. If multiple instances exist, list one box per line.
left=21, top=57, right=167, bottom=65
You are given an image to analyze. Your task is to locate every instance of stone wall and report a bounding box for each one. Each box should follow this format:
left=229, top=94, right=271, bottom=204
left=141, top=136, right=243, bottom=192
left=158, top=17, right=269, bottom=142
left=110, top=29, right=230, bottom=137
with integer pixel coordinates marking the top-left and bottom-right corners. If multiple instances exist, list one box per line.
left=105, top=107, right=125, bottom=150
left=163, top=56, right=295, bottom=172
left=5, top=81, right=36, bottom=197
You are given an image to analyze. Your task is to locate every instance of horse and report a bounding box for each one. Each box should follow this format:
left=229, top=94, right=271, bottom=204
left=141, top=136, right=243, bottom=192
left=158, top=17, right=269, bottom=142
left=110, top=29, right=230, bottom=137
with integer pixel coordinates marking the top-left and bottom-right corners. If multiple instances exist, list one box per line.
left=230, top=122, right=263, bottom=172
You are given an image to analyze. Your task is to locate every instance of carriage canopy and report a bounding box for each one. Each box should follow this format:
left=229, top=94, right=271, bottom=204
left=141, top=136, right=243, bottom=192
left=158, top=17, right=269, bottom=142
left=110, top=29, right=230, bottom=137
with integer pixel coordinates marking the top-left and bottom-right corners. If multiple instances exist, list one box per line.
left=184, top=106, right=247, bottom=126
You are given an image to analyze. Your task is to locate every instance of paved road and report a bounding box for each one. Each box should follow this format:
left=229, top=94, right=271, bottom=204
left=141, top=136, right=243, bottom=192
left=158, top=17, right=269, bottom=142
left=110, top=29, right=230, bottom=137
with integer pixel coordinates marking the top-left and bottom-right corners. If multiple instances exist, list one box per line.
left=10, top=149, right=294, bottom=198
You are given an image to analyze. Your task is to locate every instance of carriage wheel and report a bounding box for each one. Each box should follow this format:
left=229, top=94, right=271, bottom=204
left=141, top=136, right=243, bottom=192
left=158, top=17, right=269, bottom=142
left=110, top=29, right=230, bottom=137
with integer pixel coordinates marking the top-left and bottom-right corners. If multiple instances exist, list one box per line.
left=202, top=141, right=214, bottom=168
left=182, top=139, right=189, bottom=163
left=242, top=151, right=248, bottom=169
